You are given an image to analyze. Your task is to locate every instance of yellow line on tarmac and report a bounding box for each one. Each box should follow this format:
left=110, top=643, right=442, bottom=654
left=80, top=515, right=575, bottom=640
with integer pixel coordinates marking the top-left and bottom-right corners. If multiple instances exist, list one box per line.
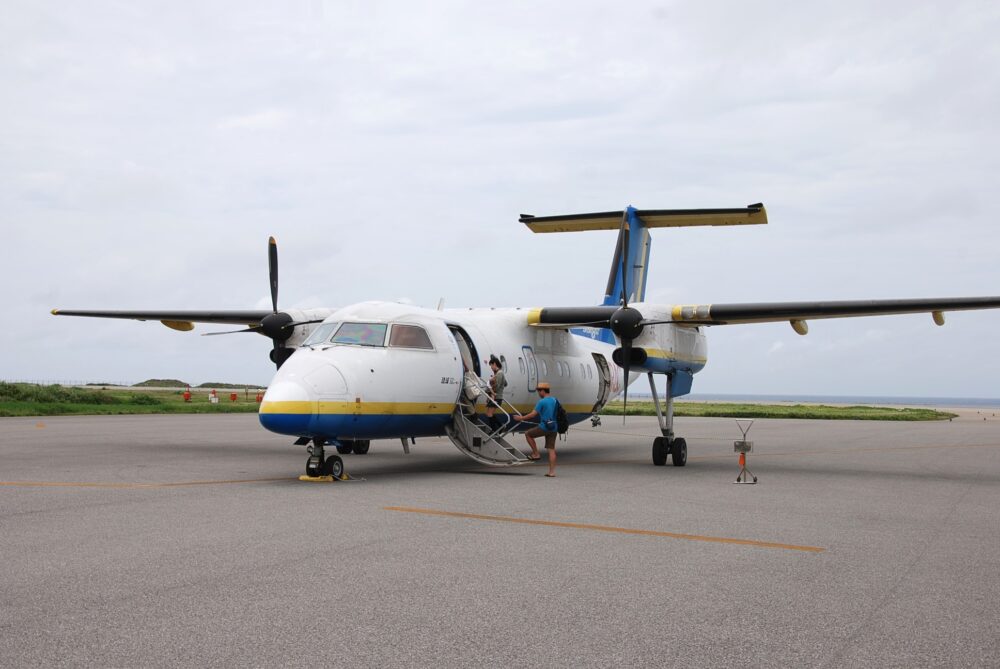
left=383, top=506, right=825, bottom=553
left=0, top=477, right=294, bottom=489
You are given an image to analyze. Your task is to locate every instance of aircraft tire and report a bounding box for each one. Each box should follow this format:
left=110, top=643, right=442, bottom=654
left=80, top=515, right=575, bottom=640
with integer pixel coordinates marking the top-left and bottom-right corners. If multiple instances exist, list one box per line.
left=336, top=442, right=354, bottom=455
left=324, top=455, right=344, bottom=479
left=306, top=455, right=323, bottom=477
left=652, top=437, right=668, bottom=466
left=352, top=440, right=371, bottom=455
left=671, top=438, right=688, bottom=467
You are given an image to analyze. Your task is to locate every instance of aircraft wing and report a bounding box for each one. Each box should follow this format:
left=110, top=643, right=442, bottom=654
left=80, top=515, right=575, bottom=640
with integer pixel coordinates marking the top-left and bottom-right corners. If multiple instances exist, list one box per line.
left=668, top=297, right=1000, bottom=326
left=50, top=309, right=273, bottom=331
left=528, top=296, right=1000, bottom=330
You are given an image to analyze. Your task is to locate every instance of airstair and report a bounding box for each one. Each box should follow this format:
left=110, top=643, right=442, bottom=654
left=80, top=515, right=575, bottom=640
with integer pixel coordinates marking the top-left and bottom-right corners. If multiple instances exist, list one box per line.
left=446, top=408, right=530, bottom=466
left=445, top=374, right=529, bottom=466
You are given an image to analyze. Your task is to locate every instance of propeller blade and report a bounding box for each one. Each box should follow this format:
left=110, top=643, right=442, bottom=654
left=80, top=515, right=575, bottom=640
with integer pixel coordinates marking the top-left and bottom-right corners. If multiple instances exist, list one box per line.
left=621, top=338, right=631, bottom=424
left=530, top=320, right=614, bottom=329
left=268, top=236, right=279, bottom=314
left=617, top=211, right=629, bottom=308
left=202, top=327, right=262, bottom=336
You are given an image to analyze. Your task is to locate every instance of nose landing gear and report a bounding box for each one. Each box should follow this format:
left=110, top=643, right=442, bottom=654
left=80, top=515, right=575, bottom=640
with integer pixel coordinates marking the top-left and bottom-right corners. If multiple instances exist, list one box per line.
left=304, top=439, right=346, bottom=479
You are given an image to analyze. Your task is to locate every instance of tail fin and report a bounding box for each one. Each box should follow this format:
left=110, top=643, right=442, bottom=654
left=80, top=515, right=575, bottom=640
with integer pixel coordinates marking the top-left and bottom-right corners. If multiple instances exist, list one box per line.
left=519, top=204, right=766, bottom=344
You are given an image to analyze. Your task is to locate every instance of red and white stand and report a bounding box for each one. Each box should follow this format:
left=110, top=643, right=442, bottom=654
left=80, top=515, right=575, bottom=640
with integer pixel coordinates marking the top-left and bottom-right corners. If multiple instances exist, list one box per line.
left=734, top=419, right=757, bottom=484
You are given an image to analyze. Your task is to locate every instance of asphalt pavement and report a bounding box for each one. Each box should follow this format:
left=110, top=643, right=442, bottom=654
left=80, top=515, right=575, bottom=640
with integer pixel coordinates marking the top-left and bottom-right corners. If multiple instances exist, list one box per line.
left=2, top=411, right=999, bottom=667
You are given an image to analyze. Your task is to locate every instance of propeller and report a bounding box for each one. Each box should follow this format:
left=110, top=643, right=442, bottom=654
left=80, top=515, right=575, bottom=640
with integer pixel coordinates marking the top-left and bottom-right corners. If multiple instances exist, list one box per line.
left=202, top=237, right=321, bottom=368
left=609, top=210, right=642, bottom=420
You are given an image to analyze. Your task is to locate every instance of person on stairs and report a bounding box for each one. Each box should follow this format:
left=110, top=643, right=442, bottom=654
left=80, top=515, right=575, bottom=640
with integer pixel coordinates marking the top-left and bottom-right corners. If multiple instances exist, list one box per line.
left=485, top=355, right=507, bottom=432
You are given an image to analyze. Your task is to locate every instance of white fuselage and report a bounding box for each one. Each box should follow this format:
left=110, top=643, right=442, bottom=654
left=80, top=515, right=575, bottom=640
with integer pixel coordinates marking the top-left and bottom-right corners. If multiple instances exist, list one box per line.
left=258, top=301, right=706, bottom=443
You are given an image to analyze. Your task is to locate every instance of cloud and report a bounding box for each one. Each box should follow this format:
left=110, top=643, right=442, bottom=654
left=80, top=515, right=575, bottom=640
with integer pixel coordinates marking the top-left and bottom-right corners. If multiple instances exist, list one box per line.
left=3, top=0, right=1000, bottom=394
left=216, top=109, right=293, bottom=131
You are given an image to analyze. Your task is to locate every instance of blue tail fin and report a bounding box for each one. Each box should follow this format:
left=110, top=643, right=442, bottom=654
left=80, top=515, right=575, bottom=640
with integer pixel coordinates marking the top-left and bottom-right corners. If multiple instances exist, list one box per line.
left=577, top=206, right=650, bottom=345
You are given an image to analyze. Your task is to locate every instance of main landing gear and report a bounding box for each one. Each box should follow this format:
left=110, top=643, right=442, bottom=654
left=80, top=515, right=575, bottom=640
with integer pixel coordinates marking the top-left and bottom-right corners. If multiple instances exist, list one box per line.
left=648, top=373, right=687, bottom=467
left=335, top=440, right=371, bottom=455
left=305, top=439, right=345, bottom=478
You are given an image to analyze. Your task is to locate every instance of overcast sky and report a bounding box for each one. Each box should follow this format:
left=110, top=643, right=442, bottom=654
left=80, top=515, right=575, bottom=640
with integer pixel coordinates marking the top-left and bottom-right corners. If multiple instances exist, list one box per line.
left=3, top=1, right=999, bottom=396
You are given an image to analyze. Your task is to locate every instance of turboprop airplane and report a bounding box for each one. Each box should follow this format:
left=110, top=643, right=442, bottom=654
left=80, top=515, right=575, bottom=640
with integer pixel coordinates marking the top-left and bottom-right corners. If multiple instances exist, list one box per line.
left=52, top=204, right=1000, bottom=479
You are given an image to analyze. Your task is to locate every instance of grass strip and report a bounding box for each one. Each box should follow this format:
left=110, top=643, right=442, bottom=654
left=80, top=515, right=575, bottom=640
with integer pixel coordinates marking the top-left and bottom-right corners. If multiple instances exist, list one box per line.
left=601, top=400, right=955, bottom=421
left=0, top=382, right=260, bottom=417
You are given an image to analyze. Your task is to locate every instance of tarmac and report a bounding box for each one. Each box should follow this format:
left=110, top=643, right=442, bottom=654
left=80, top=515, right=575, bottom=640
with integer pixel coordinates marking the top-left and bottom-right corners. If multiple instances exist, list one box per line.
left=2, top=411, right=999, bottom=668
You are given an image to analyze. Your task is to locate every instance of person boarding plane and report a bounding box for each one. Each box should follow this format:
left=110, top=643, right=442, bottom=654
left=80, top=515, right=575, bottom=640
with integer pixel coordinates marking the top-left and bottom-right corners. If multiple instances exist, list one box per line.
left=52, top=204, right=1000, bottom=479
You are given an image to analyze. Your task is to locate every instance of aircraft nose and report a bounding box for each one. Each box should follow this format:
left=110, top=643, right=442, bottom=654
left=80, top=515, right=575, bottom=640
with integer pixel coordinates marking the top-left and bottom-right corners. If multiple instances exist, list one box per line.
left=258, top=377, right=315, bottom=435
left=258, top=353, right=352, bottom=436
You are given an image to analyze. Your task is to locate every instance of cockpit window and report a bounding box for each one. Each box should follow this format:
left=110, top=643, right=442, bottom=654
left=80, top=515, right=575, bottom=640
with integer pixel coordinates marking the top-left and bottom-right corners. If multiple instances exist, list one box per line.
left=389, top=324, right=433, bottom=350
left=303, top=322, right=338, bottom=347
left=331, top=322, right=387, bottom=347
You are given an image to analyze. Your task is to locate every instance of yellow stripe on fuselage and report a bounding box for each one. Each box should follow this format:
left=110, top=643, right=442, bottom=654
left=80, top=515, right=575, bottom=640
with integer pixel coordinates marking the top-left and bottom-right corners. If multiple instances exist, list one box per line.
left=260, top=400, right=597, bottom=415
left=260, top=401, right=453, bottom=416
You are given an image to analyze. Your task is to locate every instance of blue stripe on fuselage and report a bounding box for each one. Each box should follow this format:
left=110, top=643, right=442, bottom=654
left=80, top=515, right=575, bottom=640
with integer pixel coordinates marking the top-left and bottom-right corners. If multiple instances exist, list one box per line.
left=259, top=411, right=598, bottom=441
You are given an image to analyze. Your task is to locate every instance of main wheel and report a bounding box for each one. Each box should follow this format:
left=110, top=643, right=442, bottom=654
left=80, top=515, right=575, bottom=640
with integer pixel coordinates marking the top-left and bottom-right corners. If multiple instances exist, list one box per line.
left=324, top=455, right=344, bottom=479
left=336, top=441, right=354, bottom=455
left=306, top=455, right=323, bottom=477
left=671, top=438, right=687, bottom=467
left=352, top=440, right=371, bottom=455
left=652, top=437, right=668, bottom=466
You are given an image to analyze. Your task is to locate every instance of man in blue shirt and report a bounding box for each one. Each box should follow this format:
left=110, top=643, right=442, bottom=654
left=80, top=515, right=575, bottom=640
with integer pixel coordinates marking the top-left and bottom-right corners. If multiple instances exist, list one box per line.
left=513, top=382, right=559, bottom=477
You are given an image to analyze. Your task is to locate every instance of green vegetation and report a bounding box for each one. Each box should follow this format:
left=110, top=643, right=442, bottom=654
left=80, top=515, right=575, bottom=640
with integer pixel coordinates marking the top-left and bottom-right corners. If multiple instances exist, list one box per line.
left=602, top=400, right=955, bottom=421
left=133, top=378, right=189, bottom=388
left=195, top=382, right=265, bottom=389
left=0, top=382, right=261, bottom=417
left=1, top=383, right=956, bottom=421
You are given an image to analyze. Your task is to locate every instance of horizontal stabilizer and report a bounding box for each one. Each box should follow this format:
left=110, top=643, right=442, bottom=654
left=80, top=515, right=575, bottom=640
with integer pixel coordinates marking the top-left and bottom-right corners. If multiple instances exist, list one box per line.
left=520, top=204, right=766, bottom=233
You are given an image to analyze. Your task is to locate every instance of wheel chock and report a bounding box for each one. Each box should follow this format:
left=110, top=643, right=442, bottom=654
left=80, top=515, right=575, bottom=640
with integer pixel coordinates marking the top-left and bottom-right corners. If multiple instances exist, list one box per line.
left=297, top=473, right=356, bottom=483
left=298, top=474, right=336, bottom=482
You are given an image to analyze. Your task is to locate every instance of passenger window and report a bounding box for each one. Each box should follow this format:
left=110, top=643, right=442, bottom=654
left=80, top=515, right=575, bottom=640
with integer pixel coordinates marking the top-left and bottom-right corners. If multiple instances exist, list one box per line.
left=541, top=360, right=548, bottom=377
left=331, top=322, right=387, bottom=347
left=580, top=363, right=585, bottom=378
left=557, top=362, right=563, bottom=377
left=587, top=365, right=593, bottom=380
left=566, top=362, right=571, bottom=378
left=518, top=357, right=526, bottom=374
left=389, top=324, right=433, bottom=349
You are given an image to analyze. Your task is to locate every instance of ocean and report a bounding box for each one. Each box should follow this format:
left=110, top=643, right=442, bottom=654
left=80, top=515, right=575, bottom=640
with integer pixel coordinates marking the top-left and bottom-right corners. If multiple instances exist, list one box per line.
left=627, top=393, right=1000, bottom=409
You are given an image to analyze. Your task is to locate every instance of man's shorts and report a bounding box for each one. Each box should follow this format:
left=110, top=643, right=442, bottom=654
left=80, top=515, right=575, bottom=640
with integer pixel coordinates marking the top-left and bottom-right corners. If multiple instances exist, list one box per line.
left=525, top=426, right=557, bottom=449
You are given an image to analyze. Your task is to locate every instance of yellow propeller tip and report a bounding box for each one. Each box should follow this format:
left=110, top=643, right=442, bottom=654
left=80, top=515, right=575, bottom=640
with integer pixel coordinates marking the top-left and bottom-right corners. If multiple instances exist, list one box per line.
left=51, top=309, right=59, bottom=315
left=268, top=236, right=276, bottom=245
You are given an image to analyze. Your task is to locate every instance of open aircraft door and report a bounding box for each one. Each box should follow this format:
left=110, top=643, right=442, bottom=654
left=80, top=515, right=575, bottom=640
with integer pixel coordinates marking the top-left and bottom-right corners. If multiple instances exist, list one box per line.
left=591, top=352, right=612, bottom=413
left=522, top=346, right=538, bottom=391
